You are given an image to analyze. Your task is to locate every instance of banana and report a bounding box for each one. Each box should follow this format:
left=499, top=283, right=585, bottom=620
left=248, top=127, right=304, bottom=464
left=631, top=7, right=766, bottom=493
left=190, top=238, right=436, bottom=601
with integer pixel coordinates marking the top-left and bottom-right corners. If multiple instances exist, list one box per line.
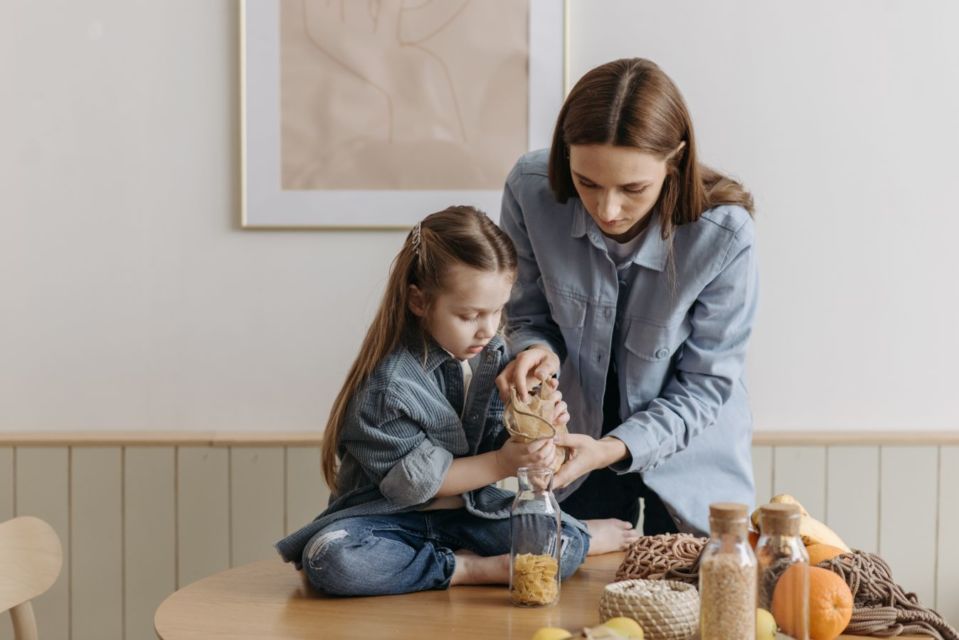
left=751, top=494, right=851, bottom=552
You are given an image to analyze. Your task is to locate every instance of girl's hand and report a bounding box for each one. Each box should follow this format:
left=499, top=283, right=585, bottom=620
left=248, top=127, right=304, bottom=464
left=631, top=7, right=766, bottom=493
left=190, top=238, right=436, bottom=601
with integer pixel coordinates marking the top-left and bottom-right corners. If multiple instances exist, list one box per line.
left=495, top=345, right=560, bottom=402
left=495, top=437, right=556, bottom=478
left=551, top=434, right=629, bottom=489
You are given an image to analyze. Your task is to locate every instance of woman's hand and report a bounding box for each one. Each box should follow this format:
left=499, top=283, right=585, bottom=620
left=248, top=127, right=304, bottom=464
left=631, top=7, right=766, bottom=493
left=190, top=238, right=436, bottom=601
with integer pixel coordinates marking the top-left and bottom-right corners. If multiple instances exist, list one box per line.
left=537, top=377, right=570, bottom=428
left=494, top=437, right=556, bottom=479
left=551, top=434, right=629, bottom=489
left=553, top=397, right=570, bottom=428
left=495, top=345, right=560, bottom=402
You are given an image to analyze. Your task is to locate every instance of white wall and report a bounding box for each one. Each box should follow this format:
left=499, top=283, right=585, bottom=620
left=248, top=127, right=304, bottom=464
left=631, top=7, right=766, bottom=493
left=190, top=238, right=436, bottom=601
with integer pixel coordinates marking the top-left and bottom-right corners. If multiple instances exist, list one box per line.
left=570, top=0, right=959, bottom=430
left=0, top=1, right=405, bottom=431
left=1, top=1, right=956, bottom=432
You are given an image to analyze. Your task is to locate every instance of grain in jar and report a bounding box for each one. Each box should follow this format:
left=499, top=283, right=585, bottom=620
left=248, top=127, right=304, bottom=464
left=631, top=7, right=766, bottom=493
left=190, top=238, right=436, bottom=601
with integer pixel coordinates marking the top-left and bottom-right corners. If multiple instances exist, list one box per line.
left=699, top=503, right=757, bottom=640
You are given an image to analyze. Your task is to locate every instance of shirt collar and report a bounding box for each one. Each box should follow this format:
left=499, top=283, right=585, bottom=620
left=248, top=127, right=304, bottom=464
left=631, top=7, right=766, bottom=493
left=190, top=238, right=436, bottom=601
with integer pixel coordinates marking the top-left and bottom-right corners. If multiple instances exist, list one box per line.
left=405, top=333, right=507, bottom=373
left=570, top=200, right=668, bottom=272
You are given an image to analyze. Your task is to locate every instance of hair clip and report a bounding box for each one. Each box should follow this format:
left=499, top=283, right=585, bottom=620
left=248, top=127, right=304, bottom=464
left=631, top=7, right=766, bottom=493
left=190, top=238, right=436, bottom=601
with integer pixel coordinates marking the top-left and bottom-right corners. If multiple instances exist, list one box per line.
left=410, top=222, right=422, bottom=255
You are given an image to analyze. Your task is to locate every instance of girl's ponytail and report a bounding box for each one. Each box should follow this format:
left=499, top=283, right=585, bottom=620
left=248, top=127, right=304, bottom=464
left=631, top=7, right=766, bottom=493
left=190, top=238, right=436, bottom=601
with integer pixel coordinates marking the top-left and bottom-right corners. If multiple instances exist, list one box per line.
left=320, top=233, right=419, bottom=492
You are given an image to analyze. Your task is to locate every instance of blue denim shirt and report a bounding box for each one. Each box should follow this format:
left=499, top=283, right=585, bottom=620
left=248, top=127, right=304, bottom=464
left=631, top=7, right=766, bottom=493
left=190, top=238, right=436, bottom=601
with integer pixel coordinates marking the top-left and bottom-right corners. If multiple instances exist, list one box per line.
left=501, top=149, right=758, bottom=535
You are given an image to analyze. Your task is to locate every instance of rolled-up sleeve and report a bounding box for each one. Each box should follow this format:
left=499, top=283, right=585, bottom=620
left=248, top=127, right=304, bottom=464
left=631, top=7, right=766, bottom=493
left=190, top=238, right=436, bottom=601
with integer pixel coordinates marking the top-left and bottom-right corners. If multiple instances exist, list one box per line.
left=500, top=171, right=567, bottom=359
left=609, top=223, right=758, bottom=473
left=379, top=439, right=453, bottom=506
left=339, top=389, right=453, bottom=508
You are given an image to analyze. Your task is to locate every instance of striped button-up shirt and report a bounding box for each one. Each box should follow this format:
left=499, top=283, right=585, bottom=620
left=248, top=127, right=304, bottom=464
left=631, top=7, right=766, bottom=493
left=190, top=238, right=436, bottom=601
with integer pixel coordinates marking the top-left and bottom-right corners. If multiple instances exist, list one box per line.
left=276, top=334, right=517, bottom=565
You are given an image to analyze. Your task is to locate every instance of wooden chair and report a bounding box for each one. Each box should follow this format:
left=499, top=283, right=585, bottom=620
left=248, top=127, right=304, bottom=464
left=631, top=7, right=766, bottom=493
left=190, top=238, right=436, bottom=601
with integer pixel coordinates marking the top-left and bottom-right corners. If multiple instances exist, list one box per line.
left=0, top=516, right=63, bottom=640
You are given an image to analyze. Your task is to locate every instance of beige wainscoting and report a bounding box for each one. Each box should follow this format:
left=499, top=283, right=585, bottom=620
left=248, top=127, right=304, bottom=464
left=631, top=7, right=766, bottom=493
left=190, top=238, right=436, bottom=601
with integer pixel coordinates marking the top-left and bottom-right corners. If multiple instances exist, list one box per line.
left=0, top=432, right=957, bottom=640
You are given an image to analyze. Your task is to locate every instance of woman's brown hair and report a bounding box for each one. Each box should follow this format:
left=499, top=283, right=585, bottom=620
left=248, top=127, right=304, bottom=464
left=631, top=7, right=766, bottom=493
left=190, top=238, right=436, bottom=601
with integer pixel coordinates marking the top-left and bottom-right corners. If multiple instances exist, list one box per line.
left=321, top=206, right=517, bottom=492
left=548, top=58, right=753, bottom=239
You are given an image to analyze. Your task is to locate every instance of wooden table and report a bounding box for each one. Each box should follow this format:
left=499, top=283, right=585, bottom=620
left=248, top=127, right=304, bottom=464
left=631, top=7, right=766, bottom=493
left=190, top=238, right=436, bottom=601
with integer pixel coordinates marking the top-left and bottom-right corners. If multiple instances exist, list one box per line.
left=154, top=553, right=928, bottom=640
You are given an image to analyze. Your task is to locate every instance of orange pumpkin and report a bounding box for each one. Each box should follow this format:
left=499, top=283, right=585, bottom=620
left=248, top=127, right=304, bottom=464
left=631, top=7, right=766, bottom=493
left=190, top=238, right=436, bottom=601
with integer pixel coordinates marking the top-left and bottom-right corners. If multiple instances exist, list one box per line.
left=806, top=543, right=846, bottom=567
left=773, top=565, right=853, bottom=640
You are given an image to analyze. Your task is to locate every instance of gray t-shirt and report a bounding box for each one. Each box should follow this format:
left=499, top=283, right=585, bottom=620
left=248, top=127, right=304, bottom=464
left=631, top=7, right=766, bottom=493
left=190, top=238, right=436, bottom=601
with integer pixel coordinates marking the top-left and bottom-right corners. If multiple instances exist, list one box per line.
left=602, top=227, right=647, bottom=271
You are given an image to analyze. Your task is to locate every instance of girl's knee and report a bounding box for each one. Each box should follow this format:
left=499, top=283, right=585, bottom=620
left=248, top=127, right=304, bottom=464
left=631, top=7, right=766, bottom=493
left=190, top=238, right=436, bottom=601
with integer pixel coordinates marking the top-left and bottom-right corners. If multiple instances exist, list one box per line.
left=301, top=528, right=371, bottom=595
left=558, top=526, right=589, bottom=580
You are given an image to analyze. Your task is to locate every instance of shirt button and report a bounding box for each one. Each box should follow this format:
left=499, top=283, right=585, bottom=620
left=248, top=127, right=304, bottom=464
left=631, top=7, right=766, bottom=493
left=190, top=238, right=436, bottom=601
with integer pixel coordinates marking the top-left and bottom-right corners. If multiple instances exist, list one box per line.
left=655, top=348, right=669, bottom=359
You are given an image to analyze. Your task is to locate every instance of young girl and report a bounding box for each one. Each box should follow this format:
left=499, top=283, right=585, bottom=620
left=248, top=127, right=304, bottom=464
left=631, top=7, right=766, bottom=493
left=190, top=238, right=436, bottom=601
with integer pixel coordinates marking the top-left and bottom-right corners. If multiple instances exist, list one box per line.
left=275, top=206, right=592, bottom=596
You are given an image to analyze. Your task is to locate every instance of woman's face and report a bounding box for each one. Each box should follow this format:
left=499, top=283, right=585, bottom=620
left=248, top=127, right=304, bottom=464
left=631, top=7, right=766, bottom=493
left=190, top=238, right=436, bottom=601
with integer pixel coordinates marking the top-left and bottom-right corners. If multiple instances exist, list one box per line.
left=569, top=144, right=669, bottom=242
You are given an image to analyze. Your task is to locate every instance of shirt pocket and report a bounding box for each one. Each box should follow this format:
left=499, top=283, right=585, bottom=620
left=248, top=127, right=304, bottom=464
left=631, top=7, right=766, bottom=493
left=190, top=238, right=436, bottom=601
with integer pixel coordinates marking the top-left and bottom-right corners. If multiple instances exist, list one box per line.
left=546, top=288, right=587, bottom=362
left=623, top=319, right=685, bottom=362
left=550, top=294, right=587, bottom=329
left=622, top=319, right=687, bottom=408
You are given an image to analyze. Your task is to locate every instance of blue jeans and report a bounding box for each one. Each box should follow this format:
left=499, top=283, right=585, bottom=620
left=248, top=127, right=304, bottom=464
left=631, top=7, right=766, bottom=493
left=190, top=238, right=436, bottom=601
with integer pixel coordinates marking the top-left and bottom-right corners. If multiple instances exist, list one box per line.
left=301, top=509, right=590, bottom=596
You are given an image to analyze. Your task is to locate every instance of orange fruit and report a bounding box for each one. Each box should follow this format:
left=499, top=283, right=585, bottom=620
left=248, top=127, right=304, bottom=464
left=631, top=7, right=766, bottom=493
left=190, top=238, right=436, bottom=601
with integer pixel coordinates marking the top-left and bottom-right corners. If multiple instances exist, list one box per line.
left=806, top=543, right=846, bottom=567
left=771, top=563, right=808, bottom=638
left=772, top=565, right=852, bottom=640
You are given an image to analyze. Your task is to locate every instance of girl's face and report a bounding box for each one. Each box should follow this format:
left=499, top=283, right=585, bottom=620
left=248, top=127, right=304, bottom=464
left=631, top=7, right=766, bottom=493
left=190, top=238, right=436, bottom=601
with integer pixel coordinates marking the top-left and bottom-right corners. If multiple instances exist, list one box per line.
left=409, top=264, right=514, bottom=361
left=569, top=143, right=670, bottom=242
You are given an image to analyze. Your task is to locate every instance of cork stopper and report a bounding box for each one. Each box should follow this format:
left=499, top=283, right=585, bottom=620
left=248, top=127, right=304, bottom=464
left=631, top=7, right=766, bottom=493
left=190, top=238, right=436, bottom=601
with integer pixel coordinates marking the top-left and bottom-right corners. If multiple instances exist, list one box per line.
left=708, top=502, right=749, bottom=536
left=759, top=503, right=801, bottom=536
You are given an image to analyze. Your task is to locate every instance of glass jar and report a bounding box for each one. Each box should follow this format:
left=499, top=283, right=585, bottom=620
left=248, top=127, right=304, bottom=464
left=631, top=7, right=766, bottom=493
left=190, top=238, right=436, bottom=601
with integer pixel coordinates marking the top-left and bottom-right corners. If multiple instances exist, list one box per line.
left=756, top=503, right=809, bottom=640
left=699, top=503, right=757, bottom=640
left=509, top=466, right=561, bottom=607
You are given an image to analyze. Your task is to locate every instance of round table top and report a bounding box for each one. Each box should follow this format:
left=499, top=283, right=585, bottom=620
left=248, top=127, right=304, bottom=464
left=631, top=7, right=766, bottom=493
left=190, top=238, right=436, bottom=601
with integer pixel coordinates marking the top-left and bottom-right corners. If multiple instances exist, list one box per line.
left=154, top=552, right=928, bottom=640
left=155, top=553, right=624, bottom=640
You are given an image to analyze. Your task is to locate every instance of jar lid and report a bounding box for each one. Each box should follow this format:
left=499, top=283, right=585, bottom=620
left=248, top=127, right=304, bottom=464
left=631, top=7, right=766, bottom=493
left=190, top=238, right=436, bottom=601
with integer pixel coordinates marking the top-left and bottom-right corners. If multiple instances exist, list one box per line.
left=759, top=503, right=801, bottom=536
left=709, top=503, right=748, bottom=521
left=708, top=503, right=748, bottom=536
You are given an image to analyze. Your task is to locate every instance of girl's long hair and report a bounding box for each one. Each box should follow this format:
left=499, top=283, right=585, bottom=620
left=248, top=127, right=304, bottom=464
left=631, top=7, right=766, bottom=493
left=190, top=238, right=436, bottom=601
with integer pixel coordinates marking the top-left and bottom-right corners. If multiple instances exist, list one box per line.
left=321, top=206, right=517, bottom=492
left=548, top=57, right=754, bottom=240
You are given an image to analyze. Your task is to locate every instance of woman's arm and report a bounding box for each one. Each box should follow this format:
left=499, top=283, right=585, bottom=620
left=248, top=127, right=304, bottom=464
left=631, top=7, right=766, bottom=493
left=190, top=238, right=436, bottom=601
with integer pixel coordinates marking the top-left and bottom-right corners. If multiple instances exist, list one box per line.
left=553, top=223, right=758, bottom=488
left=609, top=228, right=758, bottom=473
left=551, top=433, right=628, bottom=489
left=500, top=172, right=566, bottom=359
left=497, top=172, right=565, bottom=398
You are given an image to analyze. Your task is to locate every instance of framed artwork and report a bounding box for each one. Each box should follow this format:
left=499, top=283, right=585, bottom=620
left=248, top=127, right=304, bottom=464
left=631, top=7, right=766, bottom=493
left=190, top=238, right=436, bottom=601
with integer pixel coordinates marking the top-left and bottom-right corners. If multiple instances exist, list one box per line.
left=240, top=0, right=566, bottom=229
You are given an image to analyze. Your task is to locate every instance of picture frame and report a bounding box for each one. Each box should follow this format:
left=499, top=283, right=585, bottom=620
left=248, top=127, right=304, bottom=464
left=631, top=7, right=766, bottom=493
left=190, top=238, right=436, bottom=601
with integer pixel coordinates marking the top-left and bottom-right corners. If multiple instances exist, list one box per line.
left=240, top=0, right=567, bottom=229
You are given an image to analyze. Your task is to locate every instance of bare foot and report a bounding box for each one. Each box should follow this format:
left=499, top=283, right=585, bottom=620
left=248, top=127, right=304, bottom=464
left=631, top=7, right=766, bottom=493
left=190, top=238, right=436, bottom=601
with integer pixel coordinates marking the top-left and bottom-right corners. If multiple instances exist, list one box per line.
left=584, top=518, right=640, bottom=555
left=450, top=550, right=510, bottom=586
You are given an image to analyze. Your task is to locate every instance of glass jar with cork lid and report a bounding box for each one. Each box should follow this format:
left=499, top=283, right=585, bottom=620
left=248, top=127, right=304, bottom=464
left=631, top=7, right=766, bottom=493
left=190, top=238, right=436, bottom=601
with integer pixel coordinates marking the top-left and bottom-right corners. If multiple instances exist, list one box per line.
left=509, top=466, right=561, bottom=607
left=756, top=502, right=810, bottom=639
left=699, top=502, right=757, bottom=640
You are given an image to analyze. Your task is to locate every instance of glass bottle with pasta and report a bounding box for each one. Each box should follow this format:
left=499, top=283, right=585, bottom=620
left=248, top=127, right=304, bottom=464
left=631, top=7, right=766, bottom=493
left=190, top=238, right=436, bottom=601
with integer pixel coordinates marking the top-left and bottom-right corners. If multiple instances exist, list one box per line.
left=509, top=466, right=562, bottom=606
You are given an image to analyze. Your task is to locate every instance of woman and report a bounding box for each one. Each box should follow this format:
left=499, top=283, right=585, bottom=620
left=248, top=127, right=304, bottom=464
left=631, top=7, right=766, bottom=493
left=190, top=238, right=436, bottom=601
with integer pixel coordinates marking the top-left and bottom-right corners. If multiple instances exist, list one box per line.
left=496, top=58, right=757, bottom=537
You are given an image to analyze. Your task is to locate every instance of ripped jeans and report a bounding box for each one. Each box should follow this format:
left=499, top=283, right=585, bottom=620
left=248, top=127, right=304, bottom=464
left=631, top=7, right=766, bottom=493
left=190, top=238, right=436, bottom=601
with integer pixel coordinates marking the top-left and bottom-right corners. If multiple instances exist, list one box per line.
left=301, top=509, right=590, bottom=596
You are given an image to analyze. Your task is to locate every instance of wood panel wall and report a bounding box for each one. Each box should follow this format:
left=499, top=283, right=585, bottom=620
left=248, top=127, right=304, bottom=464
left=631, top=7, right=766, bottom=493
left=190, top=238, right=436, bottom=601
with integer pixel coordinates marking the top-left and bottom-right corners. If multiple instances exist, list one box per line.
left=0, top=433, right=956, bottom=639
